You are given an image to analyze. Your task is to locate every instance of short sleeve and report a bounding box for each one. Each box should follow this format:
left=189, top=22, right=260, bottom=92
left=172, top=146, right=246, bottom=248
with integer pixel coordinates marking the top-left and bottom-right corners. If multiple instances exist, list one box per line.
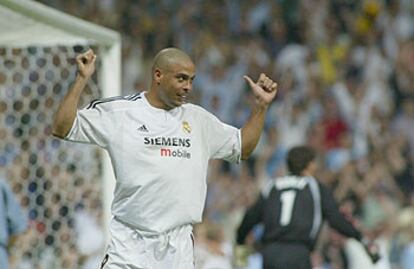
left=65, top=102, right=113, bottom=148
left=204, top=111, right=241, bottom=163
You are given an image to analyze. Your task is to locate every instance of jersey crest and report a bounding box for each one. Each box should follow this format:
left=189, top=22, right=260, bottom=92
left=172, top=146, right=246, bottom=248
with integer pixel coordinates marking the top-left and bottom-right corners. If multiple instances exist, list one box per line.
left=182, top=121, right=191, bottom=134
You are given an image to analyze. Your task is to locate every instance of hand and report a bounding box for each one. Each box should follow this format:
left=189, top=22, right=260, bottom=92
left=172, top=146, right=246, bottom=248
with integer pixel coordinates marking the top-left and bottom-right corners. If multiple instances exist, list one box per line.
left=244, top=73, right=278, bottom=108
left=361, top=238, right=381, bottom=264
left=76, top=49, right=97, bottom=78
left=233, top=245, right=252, bottom=267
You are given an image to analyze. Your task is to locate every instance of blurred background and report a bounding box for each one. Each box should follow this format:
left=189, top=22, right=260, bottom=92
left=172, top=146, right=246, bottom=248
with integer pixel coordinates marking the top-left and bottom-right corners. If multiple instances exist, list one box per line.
left=1, top=0, right=414, bottom=268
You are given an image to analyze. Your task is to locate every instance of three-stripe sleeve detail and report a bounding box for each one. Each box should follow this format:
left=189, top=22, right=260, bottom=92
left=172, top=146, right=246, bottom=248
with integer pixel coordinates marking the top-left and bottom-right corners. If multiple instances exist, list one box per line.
left=86, top=93, right=142, bottom=109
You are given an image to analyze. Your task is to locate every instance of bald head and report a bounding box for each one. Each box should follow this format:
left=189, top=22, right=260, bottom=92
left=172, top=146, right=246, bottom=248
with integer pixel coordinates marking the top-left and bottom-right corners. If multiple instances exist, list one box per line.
left=147, top=47, right=195, bottom=110
left=152, top=48, right=193, bottom=73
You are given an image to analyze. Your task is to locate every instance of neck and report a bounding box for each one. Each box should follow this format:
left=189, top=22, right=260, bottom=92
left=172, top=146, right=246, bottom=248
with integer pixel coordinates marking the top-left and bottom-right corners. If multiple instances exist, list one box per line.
left=301, top=170, right=312, bottom=177
left=145, top=88, right=166, bottom=110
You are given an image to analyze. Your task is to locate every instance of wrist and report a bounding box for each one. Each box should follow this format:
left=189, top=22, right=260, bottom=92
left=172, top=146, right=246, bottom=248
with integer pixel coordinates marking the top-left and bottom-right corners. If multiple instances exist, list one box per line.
left=252, top=104, right=268, bottom=114
left=75, top=74, right=90, bottom=84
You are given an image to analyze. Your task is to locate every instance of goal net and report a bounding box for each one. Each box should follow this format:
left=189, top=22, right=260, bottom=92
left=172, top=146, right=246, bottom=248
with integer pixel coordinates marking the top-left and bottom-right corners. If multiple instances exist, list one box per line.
left=0, top=0, right=120, bottom=268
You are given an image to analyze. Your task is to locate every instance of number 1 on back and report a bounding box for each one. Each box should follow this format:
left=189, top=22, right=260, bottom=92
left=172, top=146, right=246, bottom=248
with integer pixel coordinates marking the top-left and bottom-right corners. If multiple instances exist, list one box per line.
left=280, top=190, right=297, bottom=226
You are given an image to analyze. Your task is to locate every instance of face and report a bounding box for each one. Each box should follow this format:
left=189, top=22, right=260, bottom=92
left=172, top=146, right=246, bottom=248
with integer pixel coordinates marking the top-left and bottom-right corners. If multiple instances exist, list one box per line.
left=155, top=60, right=195, bottom=110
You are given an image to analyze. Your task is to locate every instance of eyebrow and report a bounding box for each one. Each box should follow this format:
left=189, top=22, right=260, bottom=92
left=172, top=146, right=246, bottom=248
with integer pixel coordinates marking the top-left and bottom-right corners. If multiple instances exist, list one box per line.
left=176, top=73, right=196, bottom=80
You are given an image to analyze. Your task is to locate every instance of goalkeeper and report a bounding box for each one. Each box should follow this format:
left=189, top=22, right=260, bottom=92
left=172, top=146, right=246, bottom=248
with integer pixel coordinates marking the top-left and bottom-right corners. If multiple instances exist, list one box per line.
left=236, top=145, right=380, bottom=269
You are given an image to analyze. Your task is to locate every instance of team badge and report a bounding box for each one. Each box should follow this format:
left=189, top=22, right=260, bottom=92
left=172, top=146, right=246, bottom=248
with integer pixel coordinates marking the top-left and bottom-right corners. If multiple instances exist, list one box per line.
left=182, top=121, right=191, bottom=133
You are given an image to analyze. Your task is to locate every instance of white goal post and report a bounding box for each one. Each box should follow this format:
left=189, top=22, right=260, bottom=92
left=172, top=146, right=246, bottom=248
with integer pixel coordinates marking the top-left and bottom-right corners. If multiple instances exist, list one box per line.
left=0, top=0, right=120, bottom=266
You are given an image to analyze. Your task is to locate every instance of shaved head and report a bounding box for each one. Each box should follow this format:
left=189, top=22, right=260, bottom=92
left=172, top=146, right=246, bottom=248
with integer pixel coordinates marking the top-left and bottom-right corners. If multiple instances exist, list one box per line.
left=147, top=47, right=196, bottom=110
left=152, top=48, right=193, bottom=72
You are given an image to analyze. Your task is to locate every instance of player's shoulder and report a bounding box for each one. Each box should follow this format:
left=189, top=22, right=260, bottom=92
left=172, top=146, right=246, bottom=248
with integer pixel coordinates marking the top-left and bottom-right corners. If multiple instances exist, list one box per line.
left=261, top=178, right=276, bottom=198
left=182, top=103, right=207, bottom=113
left=84, top=92, right=145, bottom=111
left=315, top=180, right=329, bottom=193
left=182, top=103, right=216, bottom=119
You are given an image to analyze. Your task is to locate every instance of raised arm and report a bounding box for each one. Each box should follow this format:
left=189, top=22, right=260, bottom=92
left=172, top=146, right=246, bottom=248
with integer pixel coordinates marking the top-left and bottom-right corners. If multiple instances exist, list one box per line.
left=52, top=49, right=97, bottom=138
left=241, top=73, right=277, bottom=160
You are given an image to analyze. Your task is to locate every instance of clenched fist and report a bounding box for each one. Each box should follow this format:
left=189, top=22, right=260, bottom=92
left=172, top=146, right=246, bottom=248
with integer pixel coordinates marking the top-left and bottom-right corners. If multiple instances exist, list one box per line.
left=76, top=49, right=97, bottom=79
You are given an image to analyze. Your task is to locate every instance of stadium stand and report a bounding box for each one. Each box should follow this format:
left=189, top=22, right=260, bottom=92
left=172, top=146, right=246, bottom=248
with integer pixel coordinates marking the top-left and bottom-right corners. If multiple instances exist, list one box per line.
left=2, top=0, right=414, bottom=268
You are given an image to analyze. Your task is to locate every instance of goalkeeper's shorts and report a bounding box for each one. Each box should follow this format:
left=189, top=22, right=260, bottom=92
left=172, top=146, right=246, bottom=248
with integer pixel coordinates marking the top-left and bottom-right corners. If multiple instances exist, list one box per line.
left=100, top=217, right=195, bottom=269
left=262, top=241, right=311, bottom=269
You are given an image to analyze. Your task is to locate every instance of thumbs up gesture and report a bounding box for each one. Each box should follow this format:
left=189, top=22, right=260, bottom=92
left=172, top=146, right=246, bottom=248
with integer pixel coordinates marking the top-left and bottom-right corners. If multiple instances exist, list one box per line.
left=244, top=73, right=278, bottom=108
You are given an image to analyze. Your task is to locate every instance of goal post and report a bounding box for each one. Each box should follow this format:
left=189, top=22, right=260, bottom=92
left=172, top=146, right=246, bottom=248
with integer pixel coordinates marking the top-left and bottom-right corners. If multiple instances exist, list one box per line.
left=0, top=0, right=120, bottom=267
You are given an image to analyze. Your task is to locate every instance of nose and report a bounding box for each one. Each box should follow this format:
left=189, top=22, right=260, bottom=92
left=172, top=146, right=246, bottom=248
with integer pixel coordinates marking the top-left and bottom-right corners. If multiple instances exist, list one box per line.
left=183, top=80, right=192, bottom=93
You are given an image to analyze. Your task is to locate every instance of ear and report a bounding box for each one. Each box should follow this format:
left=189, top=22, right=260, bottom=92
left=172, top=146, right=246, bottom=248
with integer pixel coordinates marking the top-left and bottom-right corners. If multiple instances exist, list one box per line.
left=154, top=68, right=162, bottom=85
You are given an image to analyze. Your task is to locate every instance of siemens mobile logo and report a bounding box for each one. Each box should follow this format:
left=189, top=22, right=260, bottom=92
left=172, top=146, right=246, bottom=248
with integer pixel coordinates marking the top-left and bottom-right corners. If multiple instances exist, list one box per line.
left=143, top=137, right=191, bottom=147
left=144, top=137, right=191, bottom=159
left=160, top=148, right=191, bottom=159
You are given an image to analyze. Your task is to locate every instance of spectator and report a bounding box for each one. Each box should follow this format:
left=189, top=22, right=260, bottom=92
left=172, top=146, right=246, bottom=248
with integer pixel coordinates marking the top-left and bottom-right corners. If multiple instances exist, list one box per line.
left=0, top=177, right=28, bottom=269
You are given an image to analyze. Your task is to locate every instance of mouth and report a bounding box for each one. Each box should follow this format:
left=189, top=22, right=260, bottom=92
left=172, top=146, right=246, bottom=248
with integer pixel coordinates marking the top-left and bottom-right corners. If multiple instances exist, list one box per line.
left=177, top=94, right=187, bottom=103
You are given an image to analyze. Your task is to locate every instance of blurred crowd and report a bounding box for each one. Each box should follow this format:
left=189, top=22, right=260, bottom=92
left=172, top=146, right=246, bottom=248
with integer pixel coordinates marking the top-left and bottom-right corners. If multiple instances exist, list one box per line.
left=6, top=0, right=414, bottom=268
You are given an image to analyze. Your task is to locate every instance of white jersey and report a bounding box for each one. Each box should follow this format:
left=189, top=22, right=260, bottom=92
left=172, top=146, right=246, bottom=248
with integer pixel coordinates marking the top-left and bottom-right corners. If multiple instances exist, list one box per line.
left=65, top=92, right=241, bottom=235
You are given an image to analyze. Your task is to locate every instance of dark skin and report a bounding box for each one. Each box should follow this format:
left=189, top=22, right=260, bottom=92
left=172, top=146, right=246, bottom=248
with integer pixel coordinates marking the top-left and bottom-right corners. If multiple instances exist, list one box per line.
left=146, top=49, right=196, bottom=110
left=52, top=48, right=278, bottom=160
left=52, top=49, right=96, bottom=139
left=145, top=48, right=278, bottom=160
